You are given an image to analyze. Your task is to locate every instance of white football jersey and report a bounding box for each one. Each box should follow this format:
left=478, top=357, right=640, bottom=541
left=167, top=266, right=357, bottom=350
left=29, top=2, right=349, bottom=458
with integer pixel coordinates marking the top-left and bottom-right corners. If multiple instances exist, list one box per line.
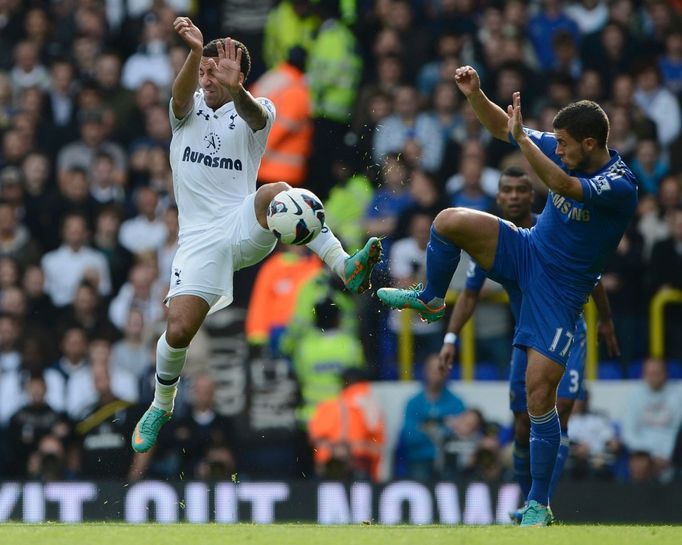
left=168, top=89, right=276, bottom=235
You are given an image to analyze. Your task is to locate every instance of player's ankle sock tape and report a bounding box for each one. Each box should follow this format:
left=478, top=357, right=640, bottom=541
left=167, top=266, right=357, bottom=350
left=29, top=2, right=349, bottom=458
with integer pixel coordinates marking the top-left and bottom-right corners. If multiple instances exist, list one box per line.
left=527, top=408, right=560, bottom=506
left=548, top=429, right=570, bottom=502
left=156, top=332, right=188, bottom=383
left=306, top=227, right=347, bottom=277
left=421, top=225, right=461, bottom=302
left=512, top=441, right=532, bottom=500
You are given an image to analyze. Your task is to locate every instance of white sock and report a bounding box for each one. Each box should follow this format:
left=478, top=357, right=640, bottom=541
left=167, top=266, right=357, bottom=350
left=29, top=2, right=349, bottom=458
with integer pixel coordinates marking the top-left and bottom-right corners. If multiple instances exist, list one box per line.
left=306, top=226, right=348, bottom=278
left=152, top=332, right=188, bottom=412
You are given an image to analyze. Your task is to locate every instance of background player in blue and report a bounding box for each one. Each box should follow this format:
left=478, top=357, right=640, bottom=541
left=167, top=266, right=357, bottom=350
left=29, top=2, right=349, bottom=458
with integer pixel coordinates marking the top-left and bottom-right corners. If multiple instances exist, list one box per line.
left=438, top=167, right=620, bottom=523
left=378, top=65, right=638, bottom=526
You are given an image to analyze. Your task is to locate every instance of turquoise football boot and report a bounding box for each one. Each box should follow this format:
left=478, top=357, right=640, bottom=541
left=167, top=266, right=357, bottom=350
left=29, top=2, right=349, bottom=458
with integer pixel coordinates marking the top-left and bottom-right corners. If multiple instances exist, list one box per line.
left=343, top=237, right=383, bottom=294
left=376, top=284, right=446, bottom=323
left=131, top=406, right=172, bottom=453
left=519, top=500, right=553, bottom=527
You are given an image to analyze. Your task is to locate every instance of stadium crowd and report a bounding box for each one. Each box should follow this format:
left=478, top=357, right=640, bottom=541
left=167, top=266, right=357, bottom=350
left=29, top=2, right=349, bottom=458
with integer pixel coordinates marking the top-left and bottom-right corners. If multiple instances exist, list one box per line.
left=0, top=0, right=682, bottom=485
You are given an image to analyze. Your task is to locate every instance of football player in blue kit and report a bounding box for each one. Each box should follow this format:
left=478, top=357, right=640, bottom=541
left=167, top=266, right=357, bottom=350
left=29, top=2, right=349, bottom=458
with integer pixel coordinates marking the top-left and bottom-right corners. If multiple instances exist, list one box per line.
left=378, top=65, right=638, bottom=526
left=438, top=166, right=620, bottom=523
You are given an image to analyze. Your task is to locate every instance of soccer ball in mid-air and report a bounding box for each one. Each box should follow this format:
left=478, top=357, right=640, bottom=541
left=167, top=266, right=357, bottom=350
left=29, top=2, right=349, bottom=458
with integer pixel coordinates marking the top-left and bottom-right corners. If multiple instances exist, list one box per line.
left=267, top=187, right=325, bottom=245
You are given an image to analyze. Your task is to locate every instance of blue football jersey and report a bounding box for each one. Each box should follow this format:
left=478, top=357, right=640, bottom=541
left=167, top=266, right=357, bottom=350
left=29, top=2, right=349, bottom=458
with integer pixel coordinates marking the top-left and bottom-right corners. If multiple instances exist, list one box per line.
left=518, top=128, right=638, bottom=294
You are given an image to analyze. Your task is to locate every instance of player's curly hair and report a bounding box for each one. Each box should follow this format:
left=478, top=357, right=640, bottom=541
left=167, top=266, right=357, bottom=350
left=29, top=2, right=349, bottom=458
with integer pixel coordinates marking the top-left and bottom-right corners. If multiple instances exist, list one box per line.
left=552, top=100, right=609, bottom=148
left=202, top=38, right=251, bottom=82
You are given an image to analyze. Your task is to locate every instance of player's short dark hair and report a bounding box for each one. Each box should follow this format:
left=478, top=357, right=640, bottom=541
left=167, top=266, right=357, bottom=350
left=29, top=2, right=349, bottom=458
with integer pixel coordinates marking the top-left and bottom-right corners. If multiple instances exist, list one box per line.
left=499, top=166, right=532, bottom=189
left=552, top=100, right=609, bottom=148
left=202, top=38, right=251, bottom=82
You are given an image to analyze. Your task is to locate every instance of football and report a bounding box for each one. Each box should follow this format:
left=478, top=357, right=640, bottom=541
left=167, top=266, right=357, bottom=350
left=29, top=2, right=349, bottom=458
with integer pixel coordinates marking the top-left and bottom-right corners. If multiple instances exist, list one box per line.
left=266, top=187, right=326, bottom=245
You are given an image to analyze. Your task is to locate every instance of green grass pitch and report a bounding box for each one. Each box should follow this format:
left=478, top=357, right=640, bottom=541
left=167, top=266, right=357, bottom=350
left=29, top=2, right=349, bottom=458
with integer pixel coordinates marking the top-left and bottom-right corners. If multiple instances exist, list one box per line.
left=0, top=523, right=680, bottom=545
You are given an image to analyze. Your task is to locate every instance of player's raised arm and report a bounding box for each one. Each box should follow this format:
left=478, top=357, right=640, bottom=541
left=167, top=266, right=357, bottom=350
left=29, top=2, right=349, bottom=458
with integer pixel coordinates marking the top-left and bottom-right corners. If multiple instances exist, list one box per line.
left=171, top=17, right=203, bottom=119
left=439, top=287, right=480, bottom=372
left=508, top=92, right=584, bottom=201
left=208, top=38, right=268, bottom=131
left=591, top=280, right=620, bottom=357
left=454, top=66, right=509, bottom=142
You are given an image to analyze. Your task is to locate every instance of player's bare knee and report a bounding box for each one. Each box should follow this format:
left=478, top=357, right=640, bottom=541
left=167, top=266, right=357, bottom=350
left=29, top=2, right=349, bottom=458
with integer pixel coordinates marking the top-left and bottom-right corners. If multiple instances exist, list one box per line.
left=165, top=320, right=194, bottom=348
left=256, top=181, right=289, bottom=206
left=433, top=208, right=462, bottom=234
left=527, top=384, right=555, bottom=415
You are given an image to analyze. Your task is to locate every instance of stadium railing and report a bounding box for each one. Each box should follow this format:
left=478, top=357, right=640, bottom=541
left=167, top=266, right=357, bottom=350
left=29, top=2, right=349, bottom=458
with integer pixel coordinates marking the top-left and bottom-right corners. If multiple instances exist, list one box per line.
left=649, top=288, right=682, bottom=359
left=397, top=292, right=601, bottom=380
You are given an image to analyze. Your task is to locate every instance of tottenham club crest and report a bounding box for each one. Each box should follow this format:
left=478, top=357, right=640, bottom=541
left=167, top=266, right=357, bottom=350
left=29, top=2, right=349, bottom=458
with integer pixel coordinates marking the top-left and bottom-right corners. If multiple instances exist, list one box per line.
left=204, top=132, right=222, bottom=155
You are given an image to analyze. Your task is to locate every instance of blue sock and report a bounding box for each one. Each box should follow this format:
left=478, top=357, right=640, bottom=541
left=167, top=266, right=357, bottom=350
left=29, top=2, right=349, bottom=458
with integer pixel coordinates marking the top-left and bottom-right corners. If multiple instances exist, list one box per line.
left=548, top=428, right=570, bottom=503
left=513, top=441, right=532, bottom=501
left=528, top=408, right=560, bottom=506
left=420, top=225, right=461, bottom=302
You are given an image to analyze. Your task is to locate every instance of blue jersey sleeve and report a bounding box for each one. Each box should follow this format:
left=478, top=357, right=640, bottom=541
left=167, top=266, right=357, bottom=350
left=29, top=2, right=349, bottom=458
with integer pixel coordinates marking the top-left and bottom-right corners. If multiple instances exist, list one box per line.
left=578, top=162, right=638, bottom=209
left=509, top=128, right=563, bottom=166
left=464, top=260, right=486, bottom=293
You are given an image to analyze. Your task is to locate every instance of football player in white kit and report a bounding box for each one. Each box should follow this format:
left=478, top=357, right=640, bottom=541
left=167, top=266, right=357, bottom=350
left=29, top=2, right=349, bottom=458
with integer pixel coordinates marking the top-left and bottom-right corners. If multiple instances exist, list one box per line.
left=132, top=17, right=382, bottom=453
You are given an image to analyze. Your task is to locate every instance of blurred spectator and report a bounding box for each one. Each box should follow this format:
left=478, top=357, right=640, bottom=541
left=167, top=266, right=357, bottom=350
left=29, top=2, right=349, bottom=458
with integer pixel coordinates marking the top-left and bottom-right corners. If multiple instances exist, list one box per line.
left=41, top=59, right=78, bottom=153
left=399, top=354, right=465, bottom=481
left=565, top=0, right=609, bottom=35
left=0, top=315, right=24, bottom=425
left=387, top=212, right=443, bottom=363
left=263, top=0, right=318, bottom=70
left=649, top=207, right=682, bottom=360
left=622, top=357, right=682, bottom=482
left=157, top=206, right=179, bottom=283
left=44, top=327, right=97, bottom=420
left=252, top=46, right=313, bottom=187
left=57, top=109, right=126, bottom=188
left=26, top=434, right=68, bottom=482
left=73, top=355, right=141, bottom=479
left=659, top=28, right=682, bottom=96
left=637, top=176, right=680, bottom=259
left=280, top=269, right=357, bottom=359
left=373, top=85, right=444, bottom=173
left=582, top=21, right=637, bottom=95
left=447, top=152, right=496, bottom=211
left=0, top=200, right=41, bottom=267
left=567, top=390, right=622, bottom=480
left=246, top=246, right=321, bottom=348
left=5, top=375, right=71, bottom=477
left=306, top=0, right=362, bottom=199
left=118, top=187, right=166, bottom=255
left=93, top=206, right=134, bottom=294
left=600, top=229, right=647, bottom=366
left=364, top=153, right=415, bottom=239
left=23, top=265, right=58, bottom=330
left=108, top=261, right=165, bottom=332
left=633, top=62, right=681, bottom=151
left=162, top=374, right=236, bottom=479
left=110, top=309, right=152, bottom=382
left=309, top=367, right=384, bottom=481
left=417, top=32, right=462, bottom=99
left=89, top=152, right=126, bottom=209
left=121, top=13, right=173, bottom=91
left=59, top=281, right=119, bottom=342
left=10, top=41, right=50, bottom=94
left=22, top=151, right=58, bottom=250
left=289, top=296, right=364, bottom=425
left=528, top=0, right=580, bottom=71
left=94, top=52, right=135, bottom=134
left=442, top=409, right=501, bottom=481
left=41, top=213, right=111, bottom=307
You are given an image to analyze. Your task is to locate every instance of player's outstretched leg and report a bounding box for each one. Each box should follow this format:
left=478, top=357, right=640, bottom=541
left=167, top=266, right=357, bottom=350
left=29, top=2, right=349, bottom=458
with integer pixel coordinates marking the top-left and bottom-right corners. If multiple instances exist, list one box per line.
left=377, top=224, right=457, bottom=322
left=132, top=296, right=209, bottom=453
left=341, top=236, right=383, bottom=293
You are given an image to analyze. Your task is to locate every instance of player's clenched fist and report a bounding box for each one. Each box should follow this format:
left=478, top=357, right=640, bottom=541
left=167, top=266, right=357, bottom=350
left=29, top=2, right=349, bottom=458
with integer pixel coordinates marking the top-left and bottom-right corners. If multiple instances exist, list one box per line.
left=454, top=65, right=480, bottom=97
left=174, top=16, right=203, bottom=53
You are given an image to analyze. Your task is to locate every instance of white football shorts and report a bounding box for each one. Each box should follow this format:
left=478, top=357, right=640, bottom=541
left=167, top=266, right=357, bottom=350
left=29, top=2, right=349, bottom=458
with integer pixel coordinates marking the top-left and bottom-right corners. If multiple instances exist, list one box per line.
left=166, top=192, right=276, bottom=314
